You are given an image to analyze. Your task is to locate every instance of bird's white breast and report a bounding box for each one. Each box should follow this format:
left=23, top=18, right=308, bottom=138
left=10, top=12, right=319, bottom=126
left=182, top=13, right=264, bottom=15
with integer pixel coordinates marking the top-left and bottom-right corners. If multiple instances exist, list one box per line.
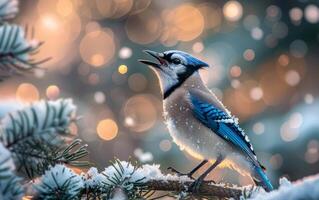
left=163, top=89, right=233, bottom=161
left=162, top=79, right=254, bottom=176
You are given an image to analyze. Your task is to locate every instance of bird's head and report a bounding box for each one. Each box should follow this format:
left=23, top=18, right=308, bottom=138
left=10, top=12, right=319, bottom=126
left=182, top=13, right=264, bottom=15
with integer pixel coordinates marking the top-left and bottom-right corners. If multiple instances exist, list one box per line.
left=139, top=50, right=209, bottom=98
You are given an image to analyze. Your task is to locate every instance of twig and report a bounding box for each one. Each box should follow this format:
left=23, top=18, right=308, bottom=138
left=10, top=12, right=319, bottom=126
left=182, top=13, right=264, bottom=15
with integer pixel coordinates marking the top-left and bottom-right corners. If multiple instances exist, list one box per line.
left=145, top=179, right=243, bottom=199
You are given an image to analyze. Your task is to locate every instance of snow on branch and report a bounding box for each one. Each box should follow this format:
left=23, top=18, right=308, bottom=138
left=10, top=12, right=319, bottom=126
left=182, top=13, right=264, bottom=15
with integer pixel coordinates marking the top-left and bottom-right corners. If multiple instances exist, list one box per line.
left=0, top=0, right=18, bottom=21
left=249, top=174, right=319, bottom=200
left=34, top=164, right=84, bottom=200
left=0, top=142, right=23, bottom=200
left=0, top=99, right=89, bottom=179
left=0, top=23, right=48, bottom=80
left=34, top=159, right=245, bottom=200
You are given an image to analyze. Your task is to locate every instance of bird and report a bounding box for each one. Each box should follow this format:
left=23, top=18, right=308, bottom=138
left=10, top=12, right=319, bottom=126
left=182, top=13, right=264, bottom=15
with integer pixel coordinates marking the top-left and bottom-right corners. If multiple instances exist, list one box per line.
left=138, top=50, right=273, bottom=192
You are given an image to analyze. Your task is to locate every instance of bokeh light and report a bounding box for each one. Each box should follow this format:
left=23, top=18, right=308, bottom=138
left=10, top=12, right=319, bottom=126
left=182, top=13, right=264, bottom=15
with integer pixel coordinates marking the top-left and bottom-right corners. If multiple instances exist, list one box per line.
left=290, top=40, right=308, bottom=58
left=56, top=0, right=73, bottom=17
left=159, top=139, right=172, bottom=152
left=94, top=91, right=106, bottom=104
left=304, top=5, right=319, bottom=24
left=125, top=9, right=162, bottom=44
left=46, top=85, right=60, bottom=100
left=123, top=94, right=158, bottom=132
left=223, top=1, right=243, bottom=22
left=161, top=4, right=204, bottom=45
left=270, top=154, right=283, bottom=170
left=304, top=94, right=314, bottom=104
left=243, top=49, right=255, bottom=61
left=285, top=70, right=300, bottom=86
left=289, top=7, right=303, bottom=24
left=118, top=64, right=128, bottom=74
left=278, top=54, right=290, bottom=66
left=252, top=122, right=265, bottom=135
left=305, top=140, right=319, bottom=164
left=192, top=42, right=204, bottom=53
left=128, top=73, right=147, bottom=92
left=119, top=47, right=132, bottom=59
left=16, top=83, right=40, bottom=103
left=229, top=65, right=242, bottom=77
left=97, top=119, right=118, bottom=141
left=80, top=30, right=116, bottom=67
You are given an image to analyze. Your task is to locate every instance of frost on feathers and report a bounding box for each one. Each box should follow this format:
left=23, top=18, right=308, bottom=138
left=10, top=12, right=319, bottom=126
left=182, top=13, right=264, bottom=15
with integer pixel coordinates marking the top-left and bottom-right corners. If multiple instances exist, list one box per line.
left=0, top=142, right=24, bottom=200
left=34, top=164, right=84, bottom=200
left=248, top=175, right=319, bottom=200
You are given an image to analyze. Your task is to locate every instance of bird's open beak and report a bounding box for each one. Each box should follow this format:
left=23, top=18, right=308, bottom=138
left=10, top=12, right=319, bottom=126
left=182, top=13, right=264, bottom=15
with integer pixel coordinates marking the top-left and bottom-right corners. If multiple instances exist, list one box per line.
left=138, top=50, right=165, bottom=69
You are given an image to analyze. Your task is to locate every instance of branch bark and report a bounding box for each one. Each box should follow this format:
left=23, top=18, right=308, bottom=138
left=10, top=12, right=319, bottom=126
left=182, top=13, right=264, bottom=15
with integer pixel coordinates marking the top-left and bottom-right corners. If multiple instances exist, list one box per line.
left=145, top=179, right=244, bottom=199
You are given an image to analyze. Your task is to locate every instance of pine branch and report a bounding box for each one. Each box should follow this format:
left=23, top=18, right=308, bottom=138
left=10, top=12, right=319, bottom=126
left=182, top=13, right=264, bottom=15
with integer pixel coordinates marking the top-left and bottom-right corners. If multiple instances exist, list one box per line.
left=144, top=179, right=243, bottom=199
left=97, top=159, right=245, bottom=200
left=0, top=0, right=18, bottom=21
left=0, top=23, right=47, bottom=80
left=0, top=142, right=24, bottom=200
left=34, top=164, right=84, bottom=200
left=13, top=138, right=89, bottom=179
left=0, top=99, right=89, bottom=179
left=36, top=159, right=247, bottom=200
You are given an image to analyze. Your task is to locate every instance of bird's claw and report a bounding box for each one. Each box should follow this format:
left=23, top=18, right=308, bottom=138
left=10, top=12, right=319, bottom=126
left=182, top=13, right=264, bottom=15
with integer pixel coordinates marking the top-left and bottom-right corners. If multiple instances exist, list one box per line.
left=188, top=178, right=203, bottom=193
left=188, top=179, right=216, bottom=193
left=167, top=167, right=195, bottom=179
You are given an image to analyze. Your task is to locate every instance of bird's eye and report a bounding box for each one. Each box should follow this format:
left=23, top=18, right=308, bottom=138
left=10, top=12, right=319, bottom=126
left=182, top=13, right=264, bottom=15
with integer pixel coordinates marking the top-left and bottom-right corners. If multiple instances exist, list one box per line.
left=172, top=58, right=181, bottom=64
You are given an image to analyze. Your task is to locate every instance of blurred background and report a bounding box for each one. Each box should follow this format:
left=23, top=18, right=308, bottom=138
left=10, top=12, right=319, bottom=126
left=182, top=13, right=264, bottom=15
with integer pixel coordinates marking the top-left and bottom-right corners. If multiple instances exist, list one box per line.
left=1, top=0, right=319, bottom=188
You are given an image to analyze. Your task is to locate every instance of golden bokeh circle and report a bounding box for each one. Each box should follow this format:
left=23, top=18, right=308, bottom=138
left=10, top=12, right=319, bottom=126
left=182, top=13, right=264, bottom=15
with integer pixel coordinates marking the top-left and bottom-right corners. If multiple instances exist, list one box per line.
left=160, top=4, right=204, bottom=44
left=125, top=9, right=162, bottom=44
left=173, top=4, right=205, bottom=41
left=16, top=83, right=40, bottom=103
left=97, top=119, right=118, bottom=141
left=80, top=30, right=116, bottom=67
left=46, top=85, right=60, bottom=100
left=123, top=94, right=157, bottom=132
left=118, top=65, right=128, bottom=74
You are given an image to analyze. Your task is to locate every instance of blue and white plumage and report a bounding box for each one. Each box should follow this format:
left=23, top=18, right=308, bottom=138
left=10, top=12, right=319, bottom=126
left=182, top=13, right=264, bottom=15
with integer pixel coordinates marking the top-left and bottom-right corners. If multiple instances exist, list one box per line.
left=139, top=50, right=273, bottom=192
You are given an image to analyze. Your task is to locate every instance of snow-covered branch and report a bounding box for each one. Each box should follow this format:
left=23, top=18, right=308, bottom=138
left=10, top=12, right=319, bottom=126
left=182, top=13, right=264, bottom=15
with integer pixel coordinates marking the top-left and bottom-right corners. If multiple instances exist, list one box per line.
left=0, top=99, right=89, bottom=179
left=0, top=142, right=23, bottom=200
left=33, top=159, right=245, bottom=200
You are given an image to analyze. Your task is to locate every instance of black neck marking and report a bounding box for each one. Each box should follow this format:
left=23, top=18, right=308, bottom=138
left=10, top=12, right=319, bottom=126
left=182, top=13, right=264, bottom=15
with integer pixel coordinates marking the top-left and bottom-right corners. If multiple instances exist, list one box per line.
left=163, top=68, right=195, bottom=99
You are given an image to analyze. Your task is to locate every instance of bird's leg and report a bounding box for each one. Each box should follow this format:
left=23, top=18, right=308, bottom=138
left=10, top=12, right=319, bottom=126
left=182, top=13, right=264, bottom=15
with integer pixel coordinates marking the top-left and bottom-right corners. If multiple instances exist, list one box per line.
left=188, top=156, right=224, bottom=193
left=167, top=160, right=208, bottom=179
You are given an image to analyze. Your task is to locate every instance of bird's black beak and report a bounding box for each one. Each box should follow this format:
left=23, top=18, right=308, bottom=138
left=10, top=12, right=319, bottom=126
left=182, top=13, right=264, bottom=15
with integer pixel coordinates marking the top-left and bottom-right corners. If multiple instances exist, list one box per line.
left=138, top=50, right=165, bottom=69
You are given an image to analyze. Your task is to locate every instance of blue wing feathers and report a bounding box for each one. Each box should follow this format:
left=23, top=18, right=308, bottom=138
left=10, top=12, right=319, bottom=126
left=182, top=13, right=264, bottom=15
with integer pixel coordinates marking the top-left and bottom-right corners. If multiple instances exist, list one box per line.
left=190, top=94, right=273, bottom=191
left=190, top=95, right=257, bottom=159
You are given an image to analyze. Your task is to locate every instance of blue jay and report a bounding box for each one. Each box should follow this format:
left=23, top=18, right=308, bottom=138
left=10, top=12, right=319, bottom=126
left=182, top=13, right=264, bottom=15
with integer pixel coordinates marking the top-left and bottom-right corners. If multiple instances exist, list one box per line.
left=139, top=50, right=273, bottom=192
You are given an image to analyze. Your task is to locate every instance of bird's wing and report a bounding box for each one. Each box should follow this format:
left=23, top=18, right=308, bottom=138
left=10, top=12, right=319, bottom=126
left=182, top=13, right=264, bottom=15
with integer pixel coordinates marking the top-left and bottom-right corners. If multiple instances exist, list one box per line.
left=188, top=91, right=262, bottom=167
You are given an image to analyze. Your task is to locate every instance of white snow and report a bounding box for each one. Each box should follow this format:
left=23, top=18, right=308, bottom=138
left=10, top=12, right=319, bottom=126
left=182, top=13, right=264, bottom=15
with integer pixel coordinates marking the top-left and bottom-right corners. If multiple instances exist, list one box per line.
left=35, top=164, right=84, bottom=198
left=83, top=160, right=192, bottom=192
left=0, top=99, right=76, bottom=146
left=0, top=142, right=15, bottom=170
left=0, top=142, right=23, bottom=199
left=248, top=174, right=319, bottom=200
left=0, top=0, right=18, bottom=20
left=134, top=148, right=154, bottom=163
left=109, top=188, right=128, bottom=200
left=81, top=167, right=105, bottom=189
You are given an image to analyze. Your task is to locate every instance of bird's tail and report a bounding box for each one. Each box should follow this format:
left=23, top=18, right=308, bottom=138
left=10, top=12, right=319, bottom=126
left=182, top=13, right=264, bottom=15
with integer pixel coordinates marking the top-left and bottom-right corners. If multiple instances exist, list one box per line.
left=252, top=165, right=273, bottom=192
